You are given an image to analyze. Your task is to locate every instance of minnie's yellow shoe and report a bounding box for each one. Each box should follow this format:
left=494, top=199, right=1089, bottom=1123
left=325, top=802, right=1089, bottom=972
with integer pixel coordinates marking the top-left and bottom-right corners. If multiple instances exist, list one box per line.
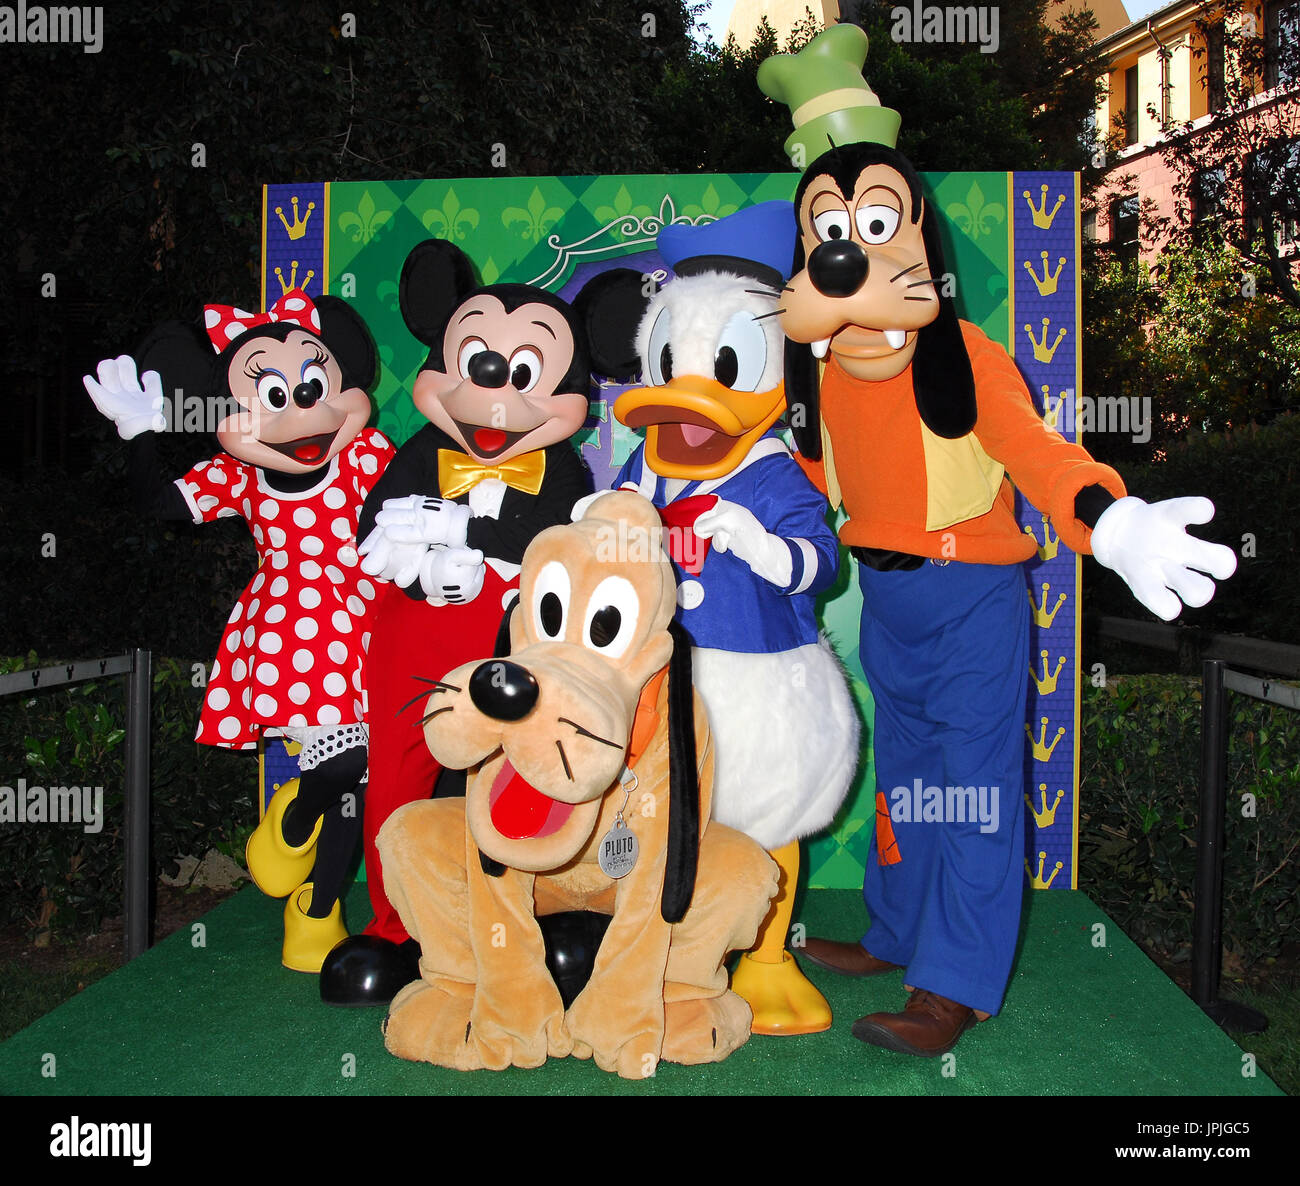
left=282, top=883, right=348, bottom=973
left=730, top=950, right=833, bottom=1035
left=245, top=778, right=321, bottom=898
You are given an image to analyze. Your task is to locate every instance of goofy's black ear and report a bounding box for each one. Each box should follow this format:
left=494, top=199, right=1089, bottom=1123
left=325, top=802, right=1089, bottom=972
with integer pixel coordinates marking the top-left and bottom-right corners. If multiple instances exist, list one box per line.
left=315, top=296, right=377, bottom=393
left=136, top=321, right=221, bottom=404
left=911, top=202, right=976, bottom=439
left=661, top=619, right=700, bottom=925
left=783, top=238, right=822, bottom=461
left=572, top=267, right=654, bottom=382
left=399, top=239, right=480, bottom=363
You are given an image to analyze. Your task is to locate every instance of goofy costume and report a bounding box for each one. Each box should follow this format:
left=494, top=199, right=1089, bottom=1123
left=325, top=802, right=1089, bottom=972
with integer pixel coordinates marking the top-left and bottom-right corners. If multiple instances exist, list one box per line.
left=759, top=25, right=1237, bottom=1055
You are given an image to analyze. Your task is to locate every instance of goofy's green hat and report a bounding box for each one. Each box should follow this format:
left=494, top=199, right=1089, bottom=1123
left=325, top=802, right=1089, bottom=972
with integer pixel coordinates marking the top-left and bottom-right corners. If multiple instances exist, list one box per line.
left=757, top=23, right=901, bottom=167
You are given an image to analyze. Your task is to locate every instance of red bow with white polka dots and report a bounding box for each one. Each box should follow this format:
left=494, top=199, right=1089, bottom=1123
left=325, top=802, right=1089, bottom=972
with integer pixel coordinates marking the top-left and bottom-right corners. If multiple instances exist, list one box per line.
left=202, top=289, right=323, bottom=352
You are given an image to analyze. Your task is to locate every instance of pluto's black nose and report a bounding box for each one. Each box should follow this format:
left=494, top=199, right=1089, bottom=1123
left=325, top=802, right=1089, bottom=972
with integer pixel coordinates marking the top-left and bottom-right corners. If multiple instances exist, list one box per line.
left=468, top=349, right=509, bottom=388
left=468, top=659, right=539, bottom=721
left=808, top=239, right=868, bottom=297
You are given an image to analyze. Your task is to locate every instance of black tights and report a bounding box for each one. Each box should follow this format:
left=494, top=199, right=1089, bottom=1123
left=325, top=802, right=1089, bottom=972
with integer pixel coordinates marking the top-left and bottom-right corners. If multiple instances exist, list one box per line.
left=281, top=745, right=367, bottom=919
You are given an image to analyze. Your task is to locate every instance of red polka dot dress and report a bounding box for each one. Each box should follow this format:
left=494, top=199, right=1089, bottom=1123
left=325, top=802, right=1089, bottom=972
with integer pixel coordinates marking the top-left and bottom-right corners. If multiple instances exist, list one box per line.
left=175, top=427, right=395, bottom=750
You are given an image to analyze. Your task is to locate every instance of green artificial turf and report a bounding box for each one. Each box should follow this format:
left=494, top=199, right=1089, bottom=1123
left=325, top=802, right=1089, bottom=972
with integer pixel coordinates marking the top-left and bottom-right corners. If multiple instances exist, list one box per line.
left=0, top=885, right=1282, bottom=1097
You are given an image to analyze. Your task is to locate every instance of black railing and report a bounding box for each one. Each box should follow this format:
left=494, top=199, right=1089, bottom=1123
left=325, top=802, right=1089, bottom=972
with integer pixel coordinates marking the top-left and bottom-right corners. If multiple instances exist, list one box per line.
left=0, top=649, right=153, bottom=959
left=1096, top=618, right=1298, bottom=1034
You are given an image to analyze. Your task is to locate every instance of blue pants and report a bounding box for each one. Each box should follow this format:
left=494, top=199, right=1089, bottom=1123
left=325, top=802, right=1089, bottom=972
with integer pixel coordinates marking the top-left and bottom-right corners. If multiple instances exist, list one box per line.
left=858, top=558, right=1029, bottom=1016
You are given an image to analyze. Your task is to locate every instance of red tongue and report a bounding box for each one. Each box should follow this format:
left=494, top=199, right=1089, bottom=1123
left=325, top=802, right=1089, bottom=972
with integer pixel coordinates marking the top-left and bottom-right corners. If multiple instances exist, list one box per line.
left=489, top=761, right=574, bottom=840
left=474, top=428, right=508, bottom=454
left=679, top=422, right=717, bottom=448
left=294, top=442, right=324, bottom=463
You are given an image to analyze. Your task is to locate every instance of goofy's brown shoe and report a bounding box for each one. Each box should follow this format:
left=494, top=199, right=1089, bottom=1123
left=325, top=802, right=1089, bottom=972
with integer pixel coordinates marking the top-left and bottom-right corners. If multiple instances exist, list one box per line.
left=797, top=937, right=902, bottom=977
left=851, top=989, right=977, bottom=1057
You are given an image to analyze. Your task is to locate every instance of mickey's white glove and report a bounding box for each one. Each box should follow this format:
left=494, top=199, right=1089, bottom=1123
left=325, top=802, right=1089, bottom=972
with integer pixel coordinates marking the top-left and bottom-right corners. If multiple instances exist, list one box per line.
left=1090, top=496, right=1237, bottom=622
left=418, top=546, right=486, bottom=606
left=82, top=355, right=166, bottom=439
left=694, top=499, right=793, bottom=587
left=373, top=494, right=472, bottom=548
left=357, top=526, right=428, bottom=587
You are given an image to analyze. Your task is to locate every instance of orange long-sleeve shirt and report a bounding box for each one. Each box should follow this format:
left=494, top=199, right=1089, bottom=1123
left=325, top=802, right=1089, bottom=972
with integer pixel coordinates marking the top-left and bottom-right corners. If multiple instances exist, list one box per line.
left=798, top=321, right=1126, bottom=565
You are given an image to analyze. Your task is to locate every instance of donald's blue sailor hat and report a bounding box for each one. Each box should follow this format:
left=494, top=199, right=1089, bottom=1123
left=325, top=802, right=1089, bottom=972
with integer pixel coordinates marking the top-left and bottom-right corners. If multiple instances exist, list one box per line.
left=656, top=200, right=797, bottom=290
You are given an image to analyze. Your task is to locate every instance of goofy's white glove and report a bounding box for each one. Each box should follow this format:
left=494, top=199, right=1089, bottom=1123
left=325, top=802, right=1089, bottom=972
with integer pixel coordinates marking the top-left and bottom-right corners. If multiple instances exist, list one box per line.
left=693, top=498, right=793, bottom=588
left=82, top=355, right=167, bottom=440
left=418, top=546, right=486, bottom=606
left=373, top=494, right=472, bottom=549
left=358, top=527, right=428, bottom=588
left=1090, top=496, right=1237, bottom=622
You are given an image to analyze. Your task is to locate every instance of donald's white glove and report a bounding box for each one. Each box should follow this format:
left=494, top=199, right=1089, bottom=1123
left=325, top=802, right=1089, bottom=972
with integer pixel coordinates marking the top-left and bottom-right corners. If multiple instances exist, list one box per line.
left=82, top=355, right=167, bottom=440
left=357, top=526, right=428, bottom=588
left=1090, top=495, right=1237, bottom=622
left=373, top=494, right=472, bottom=548
left=693, top=499, right=793, bottom=588
left=418, top=546, right=486, bottom=605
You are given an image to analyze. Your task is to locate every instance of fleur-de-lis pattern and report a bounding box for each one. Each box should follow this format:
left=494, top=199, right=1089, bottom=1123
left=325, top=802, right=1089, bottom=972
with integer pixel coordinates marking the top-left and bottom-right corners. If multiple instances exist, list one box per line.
left=260, top=171, right=1080, bottom=891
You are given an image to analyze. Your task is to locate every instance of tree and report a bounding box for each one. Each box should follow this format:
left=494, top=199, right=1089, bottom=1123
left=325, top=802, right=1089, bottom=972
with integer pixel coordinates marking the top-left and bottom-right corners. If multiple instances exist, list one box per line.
left=1158, top=0, right=1300, bottom=308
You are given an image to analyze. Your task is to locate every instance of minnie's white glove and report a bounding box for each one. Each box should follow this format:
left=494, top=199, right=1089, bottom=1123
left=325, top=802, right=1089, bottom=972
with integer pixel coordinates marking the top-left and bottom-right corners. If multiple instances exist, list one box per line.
left=82, top=355, right=166, bottom=439
left=693, top=499, right=793, bottom=587
left=373, top=494, right=472, bottom=548
left=1090, top=496, right=1237, bottom=621
left=418, top=546, right=486, bottom=606
left=357, top=527, right=428, bottom=587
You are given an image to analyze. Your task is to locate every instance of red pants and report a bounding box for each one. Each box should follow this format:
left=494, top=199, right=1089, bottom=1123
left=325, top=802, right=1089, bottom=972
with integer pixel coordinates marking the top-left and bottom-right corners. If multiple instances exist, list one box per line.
left=363, top=567, right=516, bottom=943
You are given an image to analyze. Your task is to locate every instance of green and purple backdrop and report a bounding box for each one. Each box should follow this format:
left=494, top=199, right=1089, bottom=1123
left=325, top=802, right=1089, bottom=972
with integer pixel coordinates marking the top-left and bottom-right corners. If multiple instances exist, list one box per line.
left=258, top=171, right=1083, bottom=892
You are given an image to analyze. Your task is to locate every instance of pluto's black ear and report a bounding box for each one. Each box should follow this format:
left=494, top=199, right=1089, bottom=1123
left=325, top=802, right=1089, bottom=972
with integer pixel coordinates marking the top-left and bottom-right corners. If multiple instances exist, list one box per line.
left=399, top=239, right=480, bottom=364
left=315, top=295, right=377, bottom=393
left=911, top=202, right=977, bottom=439
left=475, top=597, right=519, bottom=880
left=572, top=267, right=654, bottom=382
left=661, top=619, right=700, bottom=925
left=136, top=321, right=221, bottom=402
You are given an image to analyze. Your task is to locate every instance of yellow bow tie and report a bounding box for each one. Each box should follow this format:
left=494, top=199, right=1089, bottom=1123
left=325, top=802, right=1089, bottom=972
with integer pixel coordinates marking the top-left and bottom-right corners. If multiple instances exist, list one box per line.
left=438, top=448, right=547, bottom=499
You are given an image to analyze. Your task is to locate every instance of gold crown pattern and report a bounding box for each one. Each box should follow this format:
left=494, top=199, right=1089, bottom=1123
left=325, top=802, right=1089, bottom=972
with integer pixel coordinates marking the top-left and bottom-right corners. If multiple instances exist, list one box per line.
left=274, top=261, right=316, bottom=296
left=1026, top=850, right=1064, bottom=889
left=1024, top=317, right=1067, bottom=364
left=1024, top=250, right=1067, bottom=296
left=1023, top=514, right=1059, bottom=561
left=1026, top=716, right=1067, bottom=762
left=1023, top=184, right=1066, bottom=230
left=1026, top=783, right=1065, bottom=827
left=1030, top=581, right=1067, bottom=628
left=1031, top=650, right=1067, bottom=695
left=275, top=196, right=316, bottom=241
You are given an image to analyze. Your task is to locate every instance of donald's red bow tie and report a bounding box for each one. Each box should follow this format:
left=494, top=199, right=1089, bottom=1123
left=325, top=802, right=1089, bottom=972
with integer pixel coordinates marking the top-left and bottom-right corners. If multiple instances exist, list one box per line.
left=657, top=494, right=718, bottom=576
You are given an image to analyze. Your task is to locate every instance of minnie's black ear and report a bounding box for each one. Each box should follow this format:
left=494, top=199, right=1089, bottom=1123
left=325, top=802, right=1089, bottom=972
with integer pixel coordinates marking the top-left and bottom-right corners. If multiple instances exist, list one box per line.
left=136, top=321, right=220, bottom=402
left=911, top=203, right=977, bottom=439
left=399, top=239, right=480, bottom=361
left=571, top=267, right=654, bottom=382
left=315, top=296, right=377, bottom=393
left=660, top=619, right=700, bottom=925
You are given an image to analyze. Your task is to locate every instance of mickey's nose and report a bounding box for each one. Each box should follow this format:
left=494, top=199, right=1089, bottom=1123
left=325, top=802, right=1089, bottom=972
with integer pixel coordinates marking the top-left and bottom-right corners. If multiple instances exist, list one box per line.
left=468, top=659, right=539, bottom=721
left=808, top=239, right=868, bottom=297
left=468, top=350, right=509, bottom=388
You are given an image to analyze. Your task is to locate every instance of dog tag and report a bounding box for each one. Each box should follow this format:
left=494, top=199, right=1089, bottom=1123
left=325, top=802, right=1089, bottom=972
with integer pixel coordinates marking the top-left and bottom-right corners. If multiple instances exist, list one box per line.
left=598, top=816, right=639, bottom=879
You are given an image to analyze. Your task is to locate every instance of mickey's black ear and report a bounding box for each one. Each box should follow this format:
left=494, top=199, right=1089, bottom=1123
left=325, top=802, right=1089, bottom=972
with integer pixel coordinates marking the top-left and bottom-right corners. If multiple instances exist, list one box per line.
left=911, top=203, right=976, bottom=439
left=661, top=619, right=700, bottom=925
left=315, top=295, right=377, bottom=392
left=399, top=239, right=480, bottom=359
left=571, top=268, right=654, bottom=381
left=136, top=321, right=220, bottom=402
